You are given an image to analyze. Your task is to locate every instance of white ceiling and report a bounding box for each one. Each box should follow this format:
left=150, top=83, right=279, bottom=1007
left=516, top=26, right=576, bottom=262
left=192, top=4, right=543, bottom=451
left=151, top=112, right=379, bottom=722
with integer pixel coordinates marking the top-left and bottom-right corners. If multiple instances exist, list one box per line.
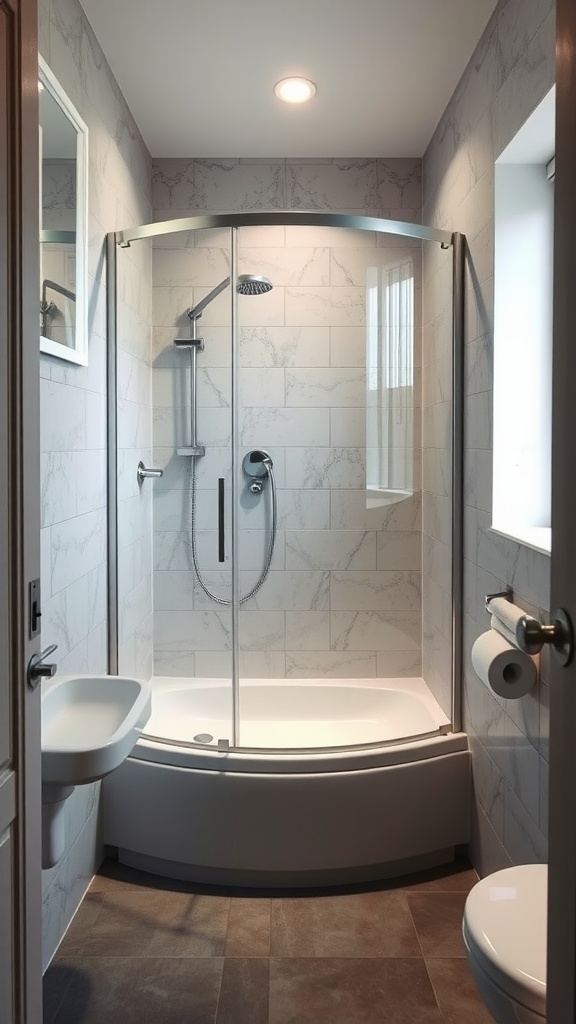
left=80, top=0, right=499, bottom=158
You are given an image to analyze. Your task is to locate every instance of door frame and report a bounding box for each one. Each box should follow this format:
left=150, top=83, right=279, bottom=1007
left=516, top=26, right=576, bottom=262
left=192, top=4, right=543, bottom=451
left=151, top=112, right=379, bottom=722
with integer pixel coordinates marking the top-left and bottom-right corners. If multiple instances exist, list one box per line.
left=2, top=0, right=43, bottom=1017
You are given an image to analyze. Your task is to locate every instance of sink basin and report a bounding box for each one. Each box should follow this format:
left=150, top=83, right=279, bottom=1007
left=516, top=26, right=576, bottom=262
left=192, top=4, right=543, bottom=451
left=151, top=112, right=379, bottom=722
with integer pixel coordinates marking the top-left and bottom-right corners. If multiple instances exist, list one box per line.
left=42, top=674, right=152, bottom=787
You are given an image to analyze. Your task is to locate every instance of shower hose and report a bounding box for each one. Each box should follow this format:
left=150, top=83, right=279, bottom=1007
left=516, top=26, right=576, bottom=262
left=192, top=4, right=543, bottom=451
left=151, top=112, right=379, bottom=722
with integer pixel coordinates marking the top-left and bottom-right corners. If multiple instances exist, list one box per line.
left=189, top=459, right=277, bottom=606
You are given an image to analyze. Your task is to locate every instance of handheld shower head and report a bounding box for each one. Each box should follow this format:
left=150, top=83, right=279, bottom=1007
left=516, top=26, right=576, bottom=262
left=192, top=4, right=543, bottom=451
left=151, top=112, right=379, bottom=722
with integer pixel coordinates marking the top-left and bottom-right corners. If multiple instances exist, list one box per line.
left=187, top=274, right=273, bottom=320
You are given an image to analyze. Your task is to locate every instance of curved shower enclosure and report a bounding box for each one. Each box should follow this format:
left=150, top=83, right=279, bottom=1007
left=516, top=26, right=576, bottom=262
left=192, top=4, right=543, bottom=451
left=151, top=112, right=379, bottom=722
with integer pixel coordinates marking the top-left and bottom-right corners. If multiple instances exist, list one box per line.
left=104, top=212, right=469, bottom=885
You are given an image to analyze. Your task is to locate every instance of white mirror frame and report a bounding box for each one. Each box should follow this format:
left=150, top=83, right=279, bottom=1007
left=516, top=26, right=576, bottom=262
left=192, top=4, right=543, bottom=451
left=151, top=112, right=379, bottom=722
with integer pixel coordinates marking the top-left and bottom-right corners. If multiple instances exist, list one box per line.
left=39, top=56, right=89, bottom=366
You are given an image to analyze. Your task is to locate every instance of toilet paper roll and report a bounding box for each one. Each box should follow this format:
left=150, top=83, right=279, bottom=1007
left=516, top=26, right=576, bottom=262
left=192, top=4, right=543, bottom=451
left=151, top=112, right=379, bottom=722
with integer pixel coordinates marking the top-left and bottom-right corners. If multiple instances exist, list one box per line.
left=471, top=629, right=537, bottom=699
left=487, top=597, right=526, bottom=637
left=490, top=614, right=518, bottom=649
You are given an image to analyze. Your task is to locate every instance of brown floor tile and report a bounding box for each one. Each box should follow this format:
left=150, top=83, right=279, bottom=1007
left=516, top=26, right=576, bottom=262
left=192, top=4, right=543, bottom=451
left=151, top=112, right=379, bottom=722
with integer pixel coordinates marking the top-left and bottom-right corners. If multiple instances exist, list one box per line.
left=81, top=889, right=230, bottom=957
left=57, top=894, right=104, bottom=956
left=269, top=957, right=443, bottom=1024
left=271, top=891, right=420, bottom=957
left=43, top=960, right=81, bottom=1024
left=216, top=958, right=269, bottom=1024
left=407, top=893, right=468, bottom=957
left=225, top=897, right=271, bottom=956
left=426, top=958, right=494, bottom=1023
left=51, top=956, right=223, bottom=1024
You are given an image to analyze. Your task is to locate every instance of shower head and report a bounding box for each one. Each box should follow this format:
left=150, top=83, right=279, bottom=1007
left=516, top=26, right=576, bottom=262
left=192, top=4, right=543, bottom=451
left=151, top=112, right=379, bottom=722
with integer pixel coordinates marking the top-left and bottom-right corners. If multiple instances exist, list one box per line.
left=236, top=274, right=273, bottom=296
left=187, top=274, right=273, bottom=320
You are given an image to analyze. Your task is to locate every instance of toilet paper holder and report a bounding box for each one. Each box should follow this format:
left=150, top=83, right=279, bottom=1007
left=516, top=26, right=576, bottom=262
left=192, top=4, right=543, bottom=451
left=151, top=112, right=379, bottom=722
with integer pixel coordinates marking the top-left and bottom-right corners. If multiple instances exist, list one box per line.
left=484, top=589, right=574, bottom=667
left=516, top=609, right=574, bottom=666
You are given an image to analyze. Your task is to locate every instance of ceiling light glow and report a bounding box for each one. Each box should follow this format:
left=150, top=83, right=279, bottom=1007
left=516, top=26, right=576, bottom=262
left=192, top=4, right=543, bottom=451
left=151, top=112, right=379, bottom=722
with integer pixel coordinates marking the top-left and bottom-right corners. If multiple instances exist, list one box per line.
left=274, top=77, right=316, bottom=104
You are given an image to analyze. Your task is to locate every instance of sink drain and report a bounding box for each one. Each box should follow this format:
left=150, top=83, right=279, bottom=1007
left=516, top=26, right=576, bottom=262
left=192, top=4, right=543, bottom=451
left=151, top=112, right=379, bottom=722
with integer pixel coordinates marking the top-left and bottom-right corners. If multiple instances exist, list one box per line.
left=193, top=733, right=214, bottom=744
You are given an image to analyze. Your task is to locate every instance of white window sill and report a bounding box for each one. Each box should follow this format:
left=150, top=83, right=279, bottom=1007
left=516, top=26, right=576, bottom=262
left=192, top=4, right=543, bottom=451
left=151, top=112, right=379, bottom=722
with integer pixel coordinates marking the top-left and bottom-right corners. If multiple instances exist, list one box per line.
left=490, top=524, right=551, bottom=556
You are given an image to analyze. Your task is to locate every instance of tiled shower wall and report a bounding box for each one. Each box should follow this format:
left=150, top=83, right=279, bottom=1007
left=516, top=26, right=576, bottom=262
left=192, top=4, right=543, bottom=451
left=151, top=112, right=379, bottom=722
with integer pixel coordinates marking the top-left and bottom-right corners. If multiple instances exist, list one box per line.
left=423, top=0, right=554, bottom=872
left=149, top=160, right=426, bottom=679
left=39, top=0, right=152, bottom=969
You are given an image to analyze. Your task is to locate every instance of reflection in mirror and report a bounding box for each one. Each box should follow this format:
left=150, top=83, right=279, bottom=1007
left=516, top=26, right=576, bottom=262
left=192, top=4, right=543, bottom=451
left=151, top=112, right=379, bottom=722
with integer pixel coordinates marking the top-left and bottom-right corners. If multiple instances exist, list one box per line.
left=39, top=56, right=88, bottom=365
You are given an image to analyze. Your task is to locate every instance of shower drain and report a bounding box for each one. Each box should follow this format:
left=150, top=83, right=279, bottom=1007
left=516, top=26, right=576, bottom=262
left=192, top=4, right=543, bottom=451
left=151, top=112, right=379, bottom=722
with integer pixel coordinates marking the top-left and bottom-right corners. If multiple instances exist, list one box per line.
left=193, top=733, right=214, bottom=744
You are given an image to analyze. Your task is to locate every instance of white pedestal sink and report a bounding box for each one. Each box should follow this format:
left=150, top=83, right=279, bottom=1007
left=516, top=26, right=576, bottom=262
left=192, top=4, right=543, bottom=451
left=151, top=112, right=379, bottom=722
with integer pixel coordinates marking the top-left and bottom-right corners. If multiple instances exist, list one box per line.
left=41, top=674, right=151, bottom=868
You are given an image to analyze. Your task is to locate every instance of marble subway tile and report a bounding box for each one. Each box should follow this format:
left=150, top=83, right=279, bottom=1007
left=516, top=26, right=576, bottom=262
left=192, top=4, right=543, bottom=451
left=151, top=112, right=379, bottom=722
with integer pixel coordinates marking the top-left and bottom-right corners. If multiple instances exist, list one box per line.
left=330, top=571, right=421, bottom=611
left=154, top=650, right=196, bottom=677
left=276, top=489, right=330, bottom=531
left=377, top=531, right=422, bottom=571
left=41, top=452, right=77, bottom=527
left=285, top=611, right=331, bottom=652
left=285, top=286, right=365, bottom=328
left=285, top=448, right=365, bottom=489
left=286, top=368, right=365, bottom=408
left=238, top=570, right=330, bottom=611
left=154, top=609, right=232, bottom=652
left=239, top=326, right=330, bottom=368
left=240, top=368, right=285, bottom=408
left=286, top=160, right=378, bottom=211
left=50, top=510, right=106, bottom=594
left=285, top=651, right=377, bottom=678
left=286, top=531, right=376, bottom=571
left=238, top=611, right=285, bottom=651
left=242, top=408, right=329, bottom=448
left=330, top=327, right=365, bottom=367
left=330, top=408, right=366, bottom=447
left=330, top=490, right=421, bottom=532
left=376, top=651, right=423, bottom=677
left=239, top=246, right=330, bottom=286
left=331, top=610, right=421, bottom=651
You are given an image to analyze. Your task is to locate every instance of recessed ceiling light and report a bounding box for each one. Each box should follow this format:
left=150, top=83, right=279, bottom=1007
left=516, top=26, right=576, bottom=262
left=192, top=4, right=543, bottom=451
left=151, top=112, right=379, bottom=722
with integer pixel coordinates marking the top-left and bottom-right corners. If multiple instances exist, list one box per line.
left=274, top=77, right=317, bottom=104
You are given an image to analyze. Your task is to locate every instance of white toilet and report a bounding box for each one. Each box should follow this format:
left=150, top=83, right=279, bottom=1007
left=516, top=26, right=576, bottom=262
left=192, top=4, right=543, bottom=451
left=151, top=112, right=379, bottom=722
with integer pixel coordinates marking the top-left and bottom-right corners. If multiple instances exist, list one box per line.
left=463, top=864, right=547, bottom=1023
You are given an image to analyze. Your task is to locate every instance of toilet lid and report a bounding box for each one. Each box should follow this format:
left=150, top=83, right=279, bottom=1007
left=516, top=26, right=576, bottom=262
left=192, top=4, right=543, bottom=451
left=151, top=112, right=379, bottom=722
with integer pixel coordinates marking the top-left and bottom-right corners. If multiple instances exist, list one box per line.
left=463, top=864, right=547, bottom=1015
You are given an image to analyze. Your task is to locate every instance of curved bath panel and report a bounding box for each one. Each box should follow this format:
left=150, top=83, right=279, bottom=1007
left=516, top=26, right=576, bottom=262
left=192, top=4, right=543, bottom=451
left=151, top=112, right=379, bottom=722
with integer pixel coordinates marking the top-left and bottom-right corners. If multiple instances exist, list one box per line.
left=102, top=678, right=470, bottom=886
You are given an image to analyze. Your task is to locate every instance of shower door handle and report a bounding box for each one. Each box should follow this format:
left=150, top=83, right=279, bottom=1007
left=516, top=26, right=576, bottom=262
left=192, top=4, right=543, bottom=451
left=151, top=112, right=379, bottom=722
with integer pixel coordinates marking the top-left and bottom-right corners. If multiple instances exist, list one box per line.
left=218, top=478, right=225, bottom=562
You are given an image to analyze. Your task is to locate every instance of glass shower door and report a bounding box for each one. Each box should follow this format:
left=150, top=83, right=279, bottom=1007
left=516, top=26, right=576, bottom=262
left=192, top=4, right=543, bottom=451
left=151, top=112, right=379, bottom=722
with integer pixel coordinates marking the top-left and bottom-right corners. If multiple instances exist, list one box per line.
left=117, top=224, right=236, bottom=748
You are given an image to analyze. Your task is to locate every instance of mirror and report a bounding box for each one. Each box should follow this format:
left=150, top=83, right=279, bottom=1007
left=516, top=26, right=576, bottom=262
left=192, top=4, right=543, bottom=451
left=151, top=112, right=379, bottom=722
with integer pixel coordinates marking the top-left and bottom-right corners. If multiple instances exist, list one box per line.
left=39, top=57, right=88, bottom=365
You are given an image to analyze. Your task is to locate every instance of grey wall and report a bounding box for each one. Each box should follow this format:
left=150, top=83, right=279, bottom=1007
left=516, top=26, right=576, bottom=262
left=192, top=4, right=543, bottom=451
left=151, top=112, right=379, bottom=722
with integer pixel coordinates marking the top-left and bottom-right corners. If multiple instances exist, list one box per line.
left=423, top=0, right=554, bottom=874
left=39, top=0, right=152, bottom=970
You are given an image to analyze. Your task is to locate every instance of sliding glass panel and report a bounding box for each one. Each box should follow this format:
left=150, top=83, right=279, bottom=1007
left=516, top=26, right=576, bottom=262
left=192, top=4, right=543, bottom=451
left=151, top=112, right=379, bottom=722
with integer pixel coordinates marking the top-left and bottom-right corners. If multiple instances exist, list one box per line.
left=121, top=225, right=235, bottom=749
left=234, top=223, right=452, bottom=751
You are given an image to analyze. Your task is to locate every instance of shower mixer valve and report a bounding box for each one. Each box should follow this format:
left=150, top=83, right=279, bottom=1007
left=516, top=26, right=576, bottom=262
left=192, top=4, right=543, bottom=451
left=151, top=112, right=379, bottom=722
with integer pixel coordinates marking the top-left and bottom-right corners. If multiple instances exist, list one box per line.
left=242, top=450, right=273, bottom=493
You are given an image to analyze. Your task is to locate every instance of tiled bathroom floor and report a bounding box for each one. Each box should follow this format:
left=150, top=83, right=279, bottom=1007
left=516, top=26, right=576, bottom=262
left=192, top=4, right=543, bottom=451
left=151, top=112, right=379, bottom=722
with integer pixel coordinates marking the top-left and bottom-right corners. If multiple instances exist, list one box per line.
left=43, top=857, right=493, bottom=1024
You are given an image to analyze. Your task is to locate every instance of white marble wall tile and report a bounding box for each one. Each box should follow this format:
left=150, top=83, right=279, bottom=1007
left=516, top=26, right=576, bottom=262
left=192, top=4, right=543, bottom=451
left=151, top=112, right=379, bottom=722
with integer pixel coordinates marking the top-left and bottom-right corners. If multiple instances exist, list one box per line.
left=331, top=571, right=421, bottom=611
left=76, top=451, right=107, bottom=515
left=238, top=570, right=330, bottom=611
left=192, top=651, right=231, bottom=677
left=376, top=651, right=423, bottom=677
left=50, top=510, right=106, bottom=594
left=192, top=159, right=286, bottom=211
left=376, top=531, right=422, bottom=571
left=242, top=409, right=329, bottom=448
left=239, top=327, right=330, bottom=368
left=238, top=611, right=285, bottom=651
left=285, top=287, right=364, bottom=328
left=152, top=246, right=230, bottom=287
left=41, top=453, right=77, bottom=527
left=239, top=247, right=330, bottom=286
left=330, top=327, right=366, bottom=368
left=285, top=448, right=365, bottom=489
left=285, top=651, right=377, bottom=679
left=41, top=380, right=86, bottom=452
left=154, top=650, right=196, bottom=677
left=503, top=780, right=547, bottom=864
left=331, top=611, right=421, bottom=651
left=285, top=531, right=376, bottom=571
left=286, top=160, right=378, bottom=211
left=191, top=529, right=285, bottom=573
left=285, top=611, right=330, bottom=652
left=238, top=652, right=286, bottom=678
left=240, top=368, right=285, bottom=408
left=42, top=574, right=90, bottom=660
left=329, top=409, right=365, bottom=447
left=330, top=491, right=421, bottom=532
left=154, top=609, right=232, bottom=651
left=276, top=489, right=330, bottom=531
left=286, top=368, right=365, bottom=408
left=330, top=246, right=420, bottom=288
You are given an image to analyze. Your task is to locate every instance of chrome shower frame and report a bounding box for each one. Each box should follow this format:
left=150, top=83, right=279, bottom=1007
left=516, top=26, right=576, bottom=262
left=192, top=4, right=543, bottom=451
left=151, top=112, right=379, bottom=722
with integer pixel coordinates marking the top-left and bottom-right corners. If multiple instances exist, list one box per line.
left=107, top=212, right=464, bottom=739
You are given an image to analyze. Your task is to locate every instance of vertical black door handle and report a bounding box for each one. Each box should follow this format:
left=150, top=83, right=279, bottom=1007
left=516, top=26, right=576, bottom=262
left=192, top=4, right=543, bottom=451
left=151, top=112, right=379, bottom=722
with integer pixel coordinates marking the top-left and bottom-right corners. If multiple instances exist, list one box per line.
left=218, top=478, right=225, bottom=562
